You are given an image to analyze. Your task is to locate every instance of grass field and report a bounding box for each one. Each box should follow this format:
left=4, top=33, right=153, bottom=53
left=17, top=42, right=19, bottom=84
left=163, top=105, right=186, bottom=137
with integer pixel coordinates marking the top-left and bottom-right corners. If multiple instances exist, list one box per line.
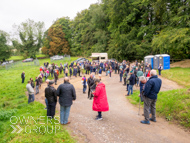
left=162, top=67, right=190, bottom=87
left=0, top=57, right=78, bottom=143
left=8, top=54, right=47, bottom=61
left=127, top=67, right=190, bottom=128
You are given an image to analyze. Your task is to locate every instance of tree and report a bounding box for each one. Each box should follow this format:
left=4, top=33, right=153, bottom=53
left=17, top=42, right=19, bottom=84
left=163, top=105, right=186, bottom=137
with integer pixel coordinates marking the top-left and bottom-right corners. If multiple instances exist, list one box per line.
left=42, top=18, right=70, bottom=56
left=14, top=19, right=45, bottom=58
left=0, top=30, right=11, bottom=61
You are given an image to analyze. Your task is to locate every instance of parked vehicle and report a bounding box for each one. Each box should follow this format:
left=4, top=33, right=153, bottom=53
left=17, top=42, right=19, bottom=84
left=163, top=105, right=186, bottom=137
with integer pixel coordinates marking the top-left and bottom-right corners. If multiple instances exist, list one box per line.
left=22, top=58, right=33, bottom=62
left=1, top=61, right=9, bottom=66
left=9, top=60, right=14, bottom=63
left=74, top=58, right=89, bottom=63
left=50, top=55, right=64, bottom=60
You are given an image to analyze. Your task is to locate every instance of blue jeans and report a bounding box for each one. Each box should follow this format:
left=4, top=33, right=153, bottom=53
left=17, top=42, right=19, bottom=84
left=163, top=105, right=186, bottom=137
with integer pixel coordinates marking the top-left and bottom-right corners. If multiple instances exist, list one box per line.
left=28, top=94, right=35, bottom=103
left=126, top=84, right=129, bottom=91
left=128, top=85, right=134, bottom=95
left=45, top=98, right=48, bottom=108
left=120, top=75, right=122, bottom=82
left=83, top=85, right=87, bottom=93
left=60, top=106, right=71, bottom=124
left=36, top=85, right=39, bottom=94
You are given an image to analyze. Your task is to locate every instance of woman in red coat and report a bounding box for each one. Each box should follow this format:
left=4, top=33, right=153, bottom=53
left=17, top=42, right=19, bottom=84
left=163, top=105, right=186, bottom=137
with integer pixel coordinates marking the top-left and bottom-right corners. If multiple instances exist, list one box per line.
left=92, top=78, right=109, bottom=120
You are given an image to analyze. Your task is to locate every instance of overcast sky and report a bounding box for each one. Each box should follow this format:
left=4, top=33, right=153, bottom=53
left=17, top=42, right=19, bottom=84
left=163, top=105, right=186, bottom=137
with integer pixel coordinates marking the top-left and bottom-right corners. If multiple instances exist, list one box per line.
left=0, top=0, right=98, bottom=34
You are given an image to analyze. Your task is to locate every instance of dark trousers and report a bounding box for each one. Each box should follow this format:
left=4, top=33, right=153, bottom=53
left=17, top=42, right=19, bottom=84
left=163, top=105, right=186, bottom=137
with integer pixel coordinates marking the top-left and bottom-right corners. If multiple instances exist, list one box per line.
left=158, top=70, right=161, bottom=75
left=47, top=102, right=56, bottom=118
left=115, top=69, right=117, bottom=74
left=22, top=78, right=25, bottom=83
left=86, top=70, right=89, bottom=75
left=28, top=94, right=35, bottom=103
left=78, top=71, right=80, bottom=77
left=124, top=78, right=126, bottom=85
left=109, top=72, right=111, bottom=77
left=98, top=112, right=102, bottom=118
left=88, top=87, right=91, bottom=98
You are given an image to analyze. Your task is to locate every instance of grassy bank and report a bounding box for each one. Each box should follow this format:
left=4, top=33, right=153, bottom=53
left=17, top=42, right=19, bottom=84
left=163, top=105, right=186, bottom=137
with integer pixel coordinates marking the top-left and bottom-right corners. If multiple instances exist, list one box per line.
left=0, top=57, right=78, bottom=143
left=127, top=67, right=190, bottom=128
left=162, top=67, right=190, bottom=87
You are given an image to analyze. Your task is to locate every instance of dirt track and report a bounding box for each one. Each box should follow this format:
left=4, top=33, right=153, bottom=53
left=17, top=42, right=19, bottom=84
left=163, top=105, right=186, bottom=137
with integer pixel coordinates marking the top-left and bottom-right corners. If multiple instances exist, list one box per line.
left=36, top=73, right=189, bottom=143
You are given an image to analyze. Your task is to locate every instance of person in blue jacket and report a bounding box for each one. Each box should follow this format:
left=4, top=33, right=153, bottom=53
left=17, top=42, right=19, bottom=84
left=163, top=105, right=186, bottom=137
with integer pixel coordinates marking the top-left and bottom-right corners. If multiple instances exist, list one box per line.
left=127, top=71, right=136, bottom=96
left=141, top=70, right=162, bottom=125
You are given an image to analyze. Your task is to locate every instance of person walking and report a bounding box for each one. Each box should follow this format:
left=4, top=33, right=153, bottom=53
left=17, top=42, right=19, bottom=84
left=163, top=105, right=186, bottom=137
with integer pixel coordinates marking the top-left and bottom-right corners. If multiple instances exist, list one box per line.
left=82, top=75, right=87, bottom=94
left=126, top=71, right=136, bottom=96
left=141, top=70, right=162, bottom=125
left=26, top=81, right=35, bottom=103
left=45, top=81, right=57, bottom=118
left=21, top=72, right=25, bottom=83
left=92, top=78, right=109, bottom=120
left=158, top=64, right=163, bottom=76
left=87, top=74, right=95, bottom=99
left=57, top=77, right=76, bottom=125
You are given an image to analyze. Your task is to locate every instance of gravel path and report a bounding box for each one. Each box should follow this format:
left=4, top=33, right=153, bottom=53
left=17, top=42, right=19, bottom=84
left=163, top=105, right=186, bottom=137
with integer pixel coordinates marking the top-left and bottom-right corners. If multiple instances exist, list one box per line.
left=35, top=73, right=189, bottom=143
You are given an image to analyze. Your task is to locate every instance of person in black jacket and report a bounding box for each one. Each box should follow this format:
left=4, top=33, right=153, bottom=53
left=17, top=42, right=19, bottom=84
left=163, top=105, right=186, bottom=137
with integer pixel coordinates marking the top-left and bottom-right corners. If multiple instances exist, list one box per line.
left=45, top=81, right=57, bottom=118
left=57, top=77, right=76, bottom=125
left=126, top=71, right=136, bottom=96
left=87, top=74, right=94, bottom=99
left=30, top=78, right=34, bottom=88
left=21, top=72, right=25, bottom=83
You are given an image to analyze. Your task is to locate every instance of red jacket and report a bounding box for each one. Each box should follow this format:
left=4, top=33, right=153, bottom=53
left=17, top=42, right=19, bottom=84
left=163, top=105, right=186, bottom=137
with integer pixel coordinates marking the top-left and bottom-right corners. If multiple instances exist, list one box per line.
left=147, top=71, right=150, bottom=77
left=93, top=82, right=109, bottom=112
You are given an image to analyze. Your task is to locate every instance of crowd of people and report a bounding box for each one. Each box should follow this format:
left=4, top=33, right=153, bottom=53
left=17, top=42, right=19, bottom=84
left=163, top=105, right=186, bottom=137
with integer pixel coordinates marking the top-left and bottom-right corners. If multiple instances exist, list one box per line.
left=25, top=59, right=162, bottom=124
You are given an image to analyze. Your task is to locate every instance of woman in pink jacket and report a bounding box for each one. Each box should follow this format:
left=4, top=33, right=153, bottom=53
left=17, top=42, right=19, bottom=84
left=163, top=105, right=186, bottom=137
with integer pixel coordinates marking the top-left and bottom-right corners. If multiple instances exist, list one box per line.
left=92, top=78, right=109, bottom=120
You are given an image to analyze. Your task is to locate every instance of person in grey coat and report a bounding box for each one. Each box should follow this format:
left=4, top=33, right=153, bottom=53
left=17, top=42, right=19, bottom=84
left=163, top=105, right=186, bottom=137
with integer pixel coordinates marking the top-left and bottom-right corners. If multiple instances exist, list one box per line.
left=26, top=81, right=35, bottom=103
left=57, top=77, right=76, bottom=125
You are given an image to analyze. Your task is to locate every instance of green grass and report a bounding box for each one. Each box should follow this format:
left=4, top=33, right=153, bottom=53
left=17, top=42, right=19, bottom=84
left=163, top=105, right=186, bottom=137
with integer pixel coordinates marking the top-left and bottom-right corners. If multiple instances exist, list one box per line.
left=162, top=67, right=190, bottom=87
left=8, top=56, right=24, bottom=61
left=127, top=67, right=190, bottom=128
left=8, top=54, right=48, bottom=61
left=0, top=57, right=79, bottom=143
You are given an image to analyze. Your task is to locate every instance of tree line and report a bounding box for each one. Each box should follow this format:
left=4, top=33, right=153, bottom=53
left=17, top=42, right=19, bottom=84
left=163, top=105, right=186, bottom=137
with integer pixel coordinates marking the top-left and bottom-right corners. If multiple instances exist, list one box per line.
left=1, top=0, right=190, bottom=61
left=43, top=0, right=190, bottom=60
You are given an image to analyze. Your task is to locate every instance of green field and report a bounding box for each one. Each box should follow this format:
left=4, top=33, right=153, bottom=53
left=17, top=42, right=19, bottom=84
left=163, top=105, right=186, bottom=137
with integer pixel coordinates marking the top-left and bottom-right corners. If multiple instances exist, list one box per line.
left=0, top=57, right=78, bottom=143
left=8, top=54, right=47, bottom=61
left=127, top=67, right=190, bottom=128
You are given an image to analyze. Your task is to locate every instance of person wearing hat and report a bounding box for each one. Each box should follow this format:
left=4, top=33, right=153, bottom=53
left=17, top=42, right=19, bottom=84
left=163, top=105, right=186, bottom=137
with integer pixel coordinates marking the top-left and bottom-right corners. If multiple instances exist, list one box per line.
left=92, top=78, right=109, bottom=120
left=45, top=80, right=57, bottom=118
left=126, top=71, right=136, bottom=96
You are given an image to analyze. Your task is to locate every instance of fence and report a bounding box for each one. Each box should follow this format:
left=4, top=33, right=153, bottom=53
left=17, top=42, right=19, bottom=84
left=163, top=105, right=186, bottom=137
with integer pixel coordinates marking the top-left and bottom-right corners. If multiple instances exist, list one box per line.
left=5, top=59, right=40, bottom=70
